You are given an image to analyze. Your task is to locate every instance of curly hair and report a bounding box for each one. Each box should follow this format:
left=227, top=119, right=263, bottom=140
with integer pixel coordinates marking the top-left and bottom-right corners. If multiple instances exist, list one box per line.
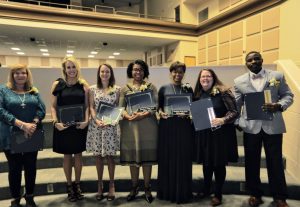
left=127, top=59, right=149, bottom=79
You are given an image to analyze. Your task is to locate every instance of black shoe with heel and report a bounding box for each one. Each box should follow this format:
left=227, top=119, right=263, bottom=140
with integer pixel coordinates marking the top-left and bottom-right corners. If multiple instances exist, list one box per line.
left=127, top=186, right=139, bottom=201
left=144, top=185, right=154, bottom=203
left=73, top=182, right=84, bottom=200
left=66, top=184, right=77, bottom=202
left=10, top=197, right=22, bottom=207
left=24, top=194, right=37, bottom=207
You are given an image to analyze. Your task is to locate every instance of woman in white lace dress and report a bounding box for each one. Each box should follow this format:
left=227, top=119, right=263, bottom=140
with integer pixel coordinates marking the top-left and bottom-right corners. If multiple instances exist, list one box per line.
left=86, top=64, right=120, bottom=201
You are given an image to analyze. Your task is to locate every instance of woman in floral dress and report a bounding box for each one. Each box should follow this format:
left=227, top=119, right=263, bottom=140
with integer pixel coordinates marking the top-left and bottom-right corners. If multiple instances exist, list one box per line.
left=86, top=64, right=120, bottom=201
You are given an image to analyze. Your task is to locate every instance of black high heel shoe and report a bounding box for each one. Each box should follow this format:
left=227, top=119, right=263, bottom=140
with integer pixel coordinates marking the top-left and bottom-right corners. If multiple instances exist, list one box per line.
left=144, top=185, right=154, bottom=203
left=73, top=182, right=84, bottom=200
left=127, top=186, right=139, bottom=201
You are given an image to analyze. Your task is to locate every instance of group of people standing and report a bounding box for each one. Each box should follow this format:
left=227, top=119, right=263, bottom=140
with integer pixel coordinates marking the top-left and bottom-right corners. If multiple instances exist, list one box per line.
left=0, top=51, right=293, bottom=207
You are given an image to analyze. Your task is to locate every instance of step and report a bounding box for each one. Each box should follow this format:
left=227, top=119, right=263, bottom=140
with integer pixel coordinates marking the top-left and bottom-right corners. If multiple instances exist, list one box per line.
left=1, top=193, right=300, bottom=207
left=0, top=165, right=299, bottom=200
left=0, top=146, right=285, bottom=173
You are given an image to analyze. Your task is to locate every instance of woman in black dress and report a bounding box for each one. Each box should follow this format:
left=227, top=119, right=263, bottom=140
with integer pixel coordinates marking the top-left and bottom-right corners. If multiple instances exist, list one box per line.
left=193, top=68, right=238, bottom=206
left=157, top=61, right=193, bottom=204
left=51, top=56, right=89, bottom=202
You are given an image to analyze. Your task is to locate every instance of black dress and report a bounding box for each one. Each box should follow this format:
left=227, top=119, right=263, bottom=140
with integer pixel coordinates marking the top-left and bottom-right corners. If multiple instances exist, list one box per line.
left=157, top=84, right=193, bottom=204
left=52, top=78, right=87, bottom=154
left=193, top=90, right=238, bottom=166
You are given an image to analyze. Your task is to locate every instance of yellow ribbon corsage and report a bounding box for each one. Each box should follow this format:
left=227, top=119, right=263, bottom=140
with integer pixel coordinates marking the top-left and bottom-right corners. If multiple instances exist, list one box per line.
left=210, top=86, right=220, bottom=96
left=139, top=83, right=149, bottom=92
left=107, top=86, right=117, bottom=95
left=269, top=77, right=280, bottom=87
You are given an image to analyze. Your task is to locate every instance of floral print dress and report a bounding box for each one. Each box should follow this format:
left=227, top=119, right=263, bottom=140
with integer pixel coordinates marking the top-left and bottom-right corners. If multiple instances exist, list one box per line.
left=86, top=85, right=121, bottom=156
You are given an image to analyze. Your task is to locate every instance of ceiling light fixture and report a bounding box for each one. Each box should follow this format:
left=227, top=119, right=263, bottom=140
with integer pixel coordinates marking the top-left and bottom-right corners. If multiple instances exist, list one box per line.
left=42, top=53, right=50, bottom=56
left=66, top=54, right=73, bottom=57
left=11, top=48, right=20, bottom=51
left=88, top=55, right=95, bottom=58
left=108, top=56, right=115, bottom=59
left=67, top=50, right=74, bottom=54
left=16, top=52, right=25, bottom=55
left=113, top=52, right=120, bottom=55
left=40, top=49, right=48, bottom=52
left=91, top=51, right=98, bottom=55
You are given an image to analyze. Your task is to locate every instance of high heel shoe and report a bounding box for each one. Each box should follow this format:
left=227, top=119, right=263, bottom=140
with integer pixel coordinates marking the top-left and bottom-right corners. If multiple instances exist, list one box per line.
left=10, top=197, right=22, bottom=207
left=73, top=182, right=84, bottom=200
left=107, top=181, right=115, bottom=201
left=96, top=181, right=104, bottom=201
left=24, top=194, right=37, bottom=207
left=66, top=184, right=77, bottom=202
left=144, top=185, right=154, bottom=203
left=127, top=185, right=139, bottom=201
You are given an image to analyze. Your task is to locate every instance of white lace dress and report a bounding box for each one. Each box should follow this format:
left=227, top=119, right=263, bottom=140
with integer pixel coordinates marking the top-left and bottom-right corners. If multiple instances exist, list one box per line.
left=86, top=85, right=121, bottom=156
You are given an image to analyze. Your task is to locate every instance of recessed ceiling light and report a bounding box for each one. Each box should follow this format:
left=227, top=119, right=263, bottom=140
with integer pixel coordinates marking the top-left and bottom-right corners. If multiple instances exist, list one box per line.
left=40, top=49, right=48, bottom=52
left=113, top=52, right=120, bottom=55
left=108, top=56, right=115, bottom=59
left=88, top=55, right=95, bottom=58
left=42, top=53, right=50, bottom=56
left=90, top=51, right=98, bottom=55
left=37, top=44, right=47, bottom=47
left=4, top=42, right=14, bottom=45
left=66, top=54, right=73, bottom=57
left=16, top=52, right=25, bottom=55
left=11, top=48, right=20, bottom=51
left=67, top=50, right=74, bottom=54
left=119, top=49, right=126, bottom=51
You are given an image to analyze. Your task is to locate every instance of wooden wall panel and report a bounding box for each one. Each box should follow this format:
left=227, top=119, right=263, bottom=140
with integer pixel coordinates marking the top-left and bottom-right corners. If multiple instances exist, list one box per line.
left=41, top=57, right=50, bottom=67
left=207, top=32, right=217, bottom=47
left=198, top=49, right=206, bottom=64
left=262, top=7, right=280, bottom=31
left=219, top=59, right=229, bottom=65
left=219, top=26, right=230, bottom=44
left=0, top=55, right=6, bottom=66
left=19, top=57, right=28, bottom=65
left=80, top=58, right=88, bottom=67
left=246, top=34, right=261, bottom=53
left=208, top=47, right=217, bottom=62
left=208, top=61, right=217, bottom=66
left=230, top=40, right=243, bottom=58
left=262, top=29, right=279, bottom=51
left=198, top=35, right=206, bottom=49
left=231, top=21, right=243, bottom=40
left=262, top=50, right=279, bottom=64
left=230, top=57, right=243, bottom=65
left=246, top=14, right=261, bottom=36
left=219, top=43, right=230, bottom=60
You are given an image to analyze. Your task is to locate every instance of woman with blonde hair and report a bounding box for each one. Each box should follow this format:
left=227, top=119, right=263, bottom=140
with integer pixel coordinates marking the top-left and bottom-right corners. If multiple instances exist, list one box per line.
left=51, top=56, right=89, bottom=202
left=0, top=64, right=45, bottom=207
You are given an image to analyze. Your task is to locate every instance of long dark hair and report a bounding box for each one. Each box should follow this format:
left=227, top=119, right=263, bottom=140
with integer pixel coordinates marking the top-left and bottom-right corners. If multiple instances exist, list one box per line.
left=194, top=68, right=227, bottom=100
left=97, top=63, right=115, bottom=89
left=127, top=59, right=149, bottom=79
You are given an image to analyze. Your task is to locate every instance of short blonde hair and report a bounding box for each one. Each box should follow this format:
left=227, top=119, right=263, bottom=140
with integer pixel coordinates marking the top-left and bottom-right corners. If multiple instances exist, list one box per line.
left=6, top=64, right=37, bottom=93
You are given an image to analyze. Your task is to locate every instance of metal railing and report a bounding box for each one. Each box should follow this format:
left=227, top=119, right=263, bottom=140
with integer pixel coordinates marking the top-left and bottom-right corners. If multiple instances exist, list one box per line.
left=4, top=0, right=175, bottom=22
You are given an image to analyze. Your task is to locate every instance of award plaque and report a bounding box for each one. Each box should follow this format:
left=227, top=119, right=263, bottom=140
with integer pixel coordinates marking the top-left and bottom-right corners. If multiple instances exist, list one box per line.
left=10, top=128, right=45, bottom=153
left=244, top=91, right=273, bottom=120
left=125, top=90, right=156, bottom=114
left=190, top=98, right=219, bottom=131
left=96, top=102, right=124, bottom=125
left=57, top=104, right=85, bottom=125
left=164, top=94, right=192, bottom=116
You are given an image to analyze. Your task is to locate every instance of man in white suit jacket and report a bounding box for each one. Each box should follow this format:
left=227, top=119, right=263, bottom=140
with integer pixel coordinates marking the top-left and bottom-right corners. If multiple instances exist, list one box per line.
left=234, top=51, right=293, bottom=207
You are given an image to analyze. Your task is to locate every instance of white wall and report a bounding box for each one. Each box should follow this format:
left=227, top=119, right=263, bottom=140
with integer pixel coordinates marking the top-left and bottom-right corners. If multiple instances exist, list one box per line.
left=147, top=0, right=179, bottom=20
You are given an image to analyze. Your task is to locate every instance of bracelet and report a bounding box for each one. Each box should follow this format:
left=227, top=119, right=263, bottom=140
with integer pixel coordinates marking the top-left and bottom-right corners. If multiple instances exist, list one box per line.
left=19, top=124, right=24, bottom=130
left=53, top=120, right=58, bottom=126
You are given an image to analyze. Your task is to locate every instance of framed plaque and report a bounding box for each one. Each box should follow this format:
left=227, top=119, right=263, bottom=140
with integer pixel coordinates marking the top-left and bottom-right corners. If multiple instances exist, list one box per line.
left=164, top=94, right=192, bottom=116
left=244, top=91, right=273, bottom=120
left=190, top=98, right=219, bottom=131
left=96, top=102, right=124, bottom=125
left=10, top=128, right=45, bottom=154
left=125, top=90, right=156, bottom=114
left=57, top=104, right=85, bottom=125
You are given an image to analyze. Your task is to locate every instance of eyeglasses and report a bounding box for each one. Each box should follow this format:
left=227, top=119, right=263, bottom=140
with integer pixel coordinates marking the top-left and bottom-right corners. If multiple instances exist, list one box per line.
left=200, top=75, right=212, bottom=79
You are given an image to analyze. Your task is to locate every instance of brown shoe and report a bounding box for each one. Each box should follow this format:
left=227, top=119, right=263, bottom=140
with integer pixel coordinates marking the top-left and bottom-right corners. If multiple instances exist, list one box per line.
left=211, top=196, right=222, bottom=206
left=273, top=200, right=289, bottom=207
left=248, top=196, right=263, bottom=207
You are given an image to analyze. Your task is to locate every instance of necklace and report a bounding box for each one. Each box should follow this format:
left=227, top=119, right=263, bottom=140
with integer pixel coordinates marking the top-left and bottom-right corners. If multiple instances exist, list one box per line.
left=171, top=84, right=182, bottom=95
left=18, top=93, right=26, bottom=108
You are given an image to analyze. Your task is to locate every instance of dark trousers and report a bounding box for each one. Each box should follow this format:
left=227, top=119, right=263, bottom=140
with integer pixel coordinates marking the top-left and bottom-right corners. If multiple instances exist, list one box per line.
left=202, top=165, right=226, bottom=199
left=4, top=150, right=38, bottom=198
left=244, top=130, right=287, bottom=200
